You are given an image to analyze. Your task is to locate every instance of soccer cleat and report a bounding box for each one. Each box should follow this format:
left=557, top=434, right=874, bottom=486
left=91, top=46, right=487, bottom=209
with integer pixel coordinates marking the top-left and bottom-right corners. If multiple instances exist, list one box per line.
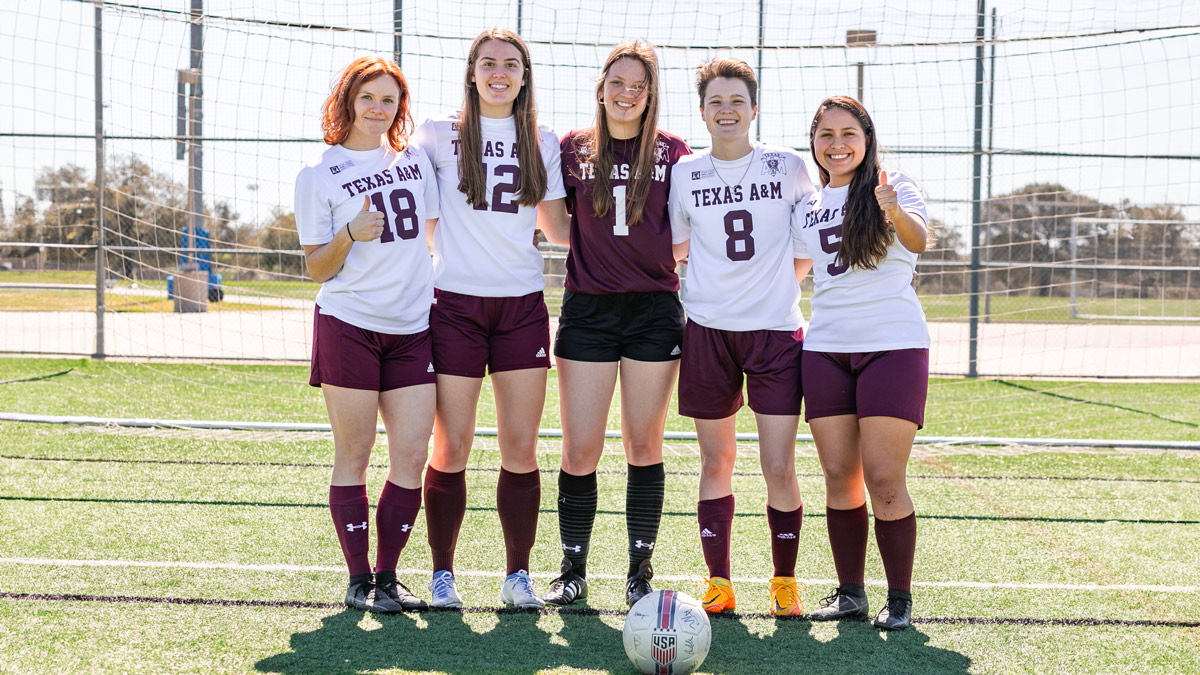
left=768, top=576, right=807, bottom=617
left=428, top=570, right=463, bottom=609
left=873, top=589, right=912, bottom=631
left=373, top=571, right=428, bottom=612
left=344, top=573, right=374, bottom=611
left=695, top=576, right=736, bottom=614
left=542, top=561, right=588, bottom=607
left=625, top=560, right=655, bottom=607
left=500, top=569, right=545, bottom=609
left=810, top=584, right=870, bottom=621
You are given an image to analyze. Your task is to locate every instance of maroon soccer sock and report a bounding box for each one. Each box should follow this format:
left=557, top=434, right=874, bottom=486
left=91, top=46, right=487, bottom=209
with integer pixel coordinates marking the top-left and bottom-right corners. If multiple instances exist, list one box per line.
left=875, top=511, right=917, bottom=593
left=497, top=467, right=541, bottom=575
left=697, top=494, right=735, bottom=579
left=826, top=503, right=869, bottom=586
left=328, top=484, right=371, bottom=578
left=424, top=466, right=467, bottom=573
left=375, top=480, right=421, bottom=574
left=767, top=504, right=803, bottom=578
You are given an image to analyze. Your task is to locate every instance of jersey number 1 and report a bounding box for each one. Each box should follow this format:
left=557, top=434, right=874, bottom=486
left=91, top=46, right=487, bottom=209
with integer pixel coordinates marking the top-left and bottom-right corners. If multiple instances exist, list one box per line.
left=612, top=185, right=629, bottom=236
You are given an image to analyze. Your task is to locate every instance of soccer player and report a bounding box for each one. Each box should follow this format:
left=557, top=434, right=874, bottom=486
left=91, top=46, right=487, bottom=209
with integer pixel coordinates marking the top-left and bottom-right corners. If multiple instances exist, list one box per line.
left=793, top=96, right=931, bottom=631
left=413, top=29, right=566, bottom=609
left=536, top=41, right=691, bottom=608
left=667, top=58, right=816, bottom=616
left=295, top=55, right=439, bottom=613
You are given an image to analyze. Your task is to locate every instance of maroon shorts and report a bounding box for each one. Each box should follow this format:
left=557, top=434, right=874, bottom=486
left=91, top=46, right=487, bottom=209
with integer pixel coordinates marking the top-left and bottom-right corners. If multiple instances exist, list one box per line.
left=801, top=349, right=929, bottom=428
left=678, top=319, right=804, bottom=419
left=309, top=306, right=436, bottom=391
left=430, top=289, right=551, bottom=378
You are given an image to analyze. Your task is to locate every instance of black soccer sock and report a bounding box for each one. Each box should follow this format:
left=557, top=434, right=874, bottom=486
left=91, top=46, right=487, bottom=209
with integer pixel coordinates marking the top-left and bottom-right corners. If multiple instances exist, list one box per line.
left=556, top=469, right=597, bottom=577
left=626, top=462, right=665, bottom=578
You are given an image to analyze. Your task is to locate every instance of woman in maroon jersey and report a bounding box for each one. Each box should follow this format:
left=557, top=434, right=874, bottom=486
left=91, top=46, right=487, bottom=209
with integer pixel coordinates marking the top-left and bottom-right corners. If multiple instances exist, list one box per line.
left=538, top=40, right=691, bottom=607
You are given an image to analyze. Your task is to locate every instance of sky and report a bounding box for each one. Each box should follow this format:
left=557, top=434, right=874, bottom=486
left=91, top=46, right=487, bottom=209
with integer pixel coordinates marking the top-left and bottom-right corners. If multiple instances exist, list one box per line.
left=2, top=0, right=1198, bottom=237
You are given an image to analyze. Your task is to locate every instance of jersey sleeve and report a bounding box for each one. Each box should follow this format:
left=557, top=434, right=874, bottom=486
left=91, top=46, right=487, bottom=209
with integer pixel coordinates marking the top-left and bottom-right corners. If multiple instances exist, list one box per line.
left=791, top=200, right=811, bottom=259
left=294, top=166, right=335, bottom=246
left=668, top=169, right=691, bottom=245
left=794, top=156, right=817, bottom=200
left=413, top=119, right=438, bottom=165
left=541, top=127, right=567, bottom=202
left=893, top=172, right=928, bottom=225
left=419, top=147, right=440, bottom=220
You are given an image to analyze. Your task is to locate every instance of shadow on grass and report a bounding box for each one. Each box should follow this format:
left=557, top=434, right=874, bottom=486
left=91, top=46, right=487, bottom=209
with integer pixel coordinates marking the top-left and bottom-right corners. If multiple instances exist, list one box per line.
left=255, top=605, right=971, bottom=674
left=702, top=613, right=971, bottom=675
left=255, top=605, right=630, bottom=674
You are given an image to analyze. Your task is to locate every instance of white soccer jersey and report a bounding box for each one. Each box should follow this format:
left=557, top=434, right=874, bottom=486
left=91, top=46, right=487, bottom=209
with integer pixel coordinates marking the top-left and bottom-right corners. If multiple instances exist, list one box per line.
left=792, top=171, right=931, bottom=351
left=668, top=145, right=816, bottom=332
left=414, top=112, right=566, bottom=297
left=295, top=143, right=439, bottom=335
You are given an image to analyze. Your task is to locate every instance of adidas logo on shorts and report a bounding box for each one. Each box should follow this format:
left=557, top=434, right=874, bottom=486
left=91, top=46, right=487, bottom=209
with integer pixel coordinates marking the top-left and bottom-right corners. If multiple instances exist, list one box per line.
left=427, top=363, right=434, bottom=373
left=700, top=528, right=717, bottom=538
left=536, top=347, right=547, bottom=358
left=670, top=345, right=681, bottom=356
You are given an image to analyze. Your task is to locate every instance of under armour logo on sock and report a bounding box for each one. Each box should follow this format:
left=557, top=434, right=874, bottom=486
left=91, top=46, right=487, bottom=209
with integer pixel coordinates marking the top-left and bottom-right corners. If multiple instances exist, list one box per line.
left=670, top=345, right=681, bottom=356
left=401, top=523, right=413, bottom=532
left=634, top=539, right=655, bottom=549
left=776, top=532, right=797, bottom=539
left=536, top=347, right=547, bottom=358
left=346, top=521, right=368, bottom=532
left=700, top=528, right=716, bottom=538
left=562, top=544, right=582, bottom=553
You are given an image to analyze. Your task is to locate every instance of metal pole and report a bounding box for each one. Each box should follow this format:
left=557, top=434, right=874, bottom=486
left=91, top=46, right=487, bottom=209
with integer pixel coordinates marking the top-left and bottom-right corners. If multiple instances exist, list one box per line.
left=983, top=7, right=996, bottom=321
left=516, top=0, right=522, bottom=35
left=968, top=0, right=985, bottom=378
left=188, top=0, right=203, bottom=252
left=393, top=0, right=402, bottom=66
left=756, top=0, right=764, bottom=141
left=92, top=0, right=105, bottom=359
left=856, top=62, right=864, bottom=102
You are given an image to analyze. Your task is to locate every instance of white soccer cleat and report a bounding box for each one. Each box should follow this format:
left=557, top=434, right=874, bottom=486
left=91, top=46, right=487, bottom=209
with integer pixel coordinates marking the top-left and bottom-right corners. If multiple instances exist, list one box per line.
left=500, top=569, right=545, bottom=608
left=428, top=569, right=463, bottom=609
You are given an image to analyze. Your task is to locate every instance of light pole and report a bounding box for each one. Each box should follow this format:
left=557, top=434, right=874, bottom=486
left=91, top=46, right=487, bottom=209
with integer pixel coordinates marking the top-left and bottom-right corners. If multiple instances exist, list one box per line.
left=846, top=29, right=876, bottom=103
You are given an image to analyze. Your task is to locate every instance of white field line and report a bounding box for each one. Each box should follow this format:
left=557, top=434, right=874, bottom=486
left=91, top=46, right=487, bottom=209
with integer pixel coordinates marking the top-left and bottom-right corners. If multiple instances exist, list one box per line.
left=3, top=557, right=1197, bottom=594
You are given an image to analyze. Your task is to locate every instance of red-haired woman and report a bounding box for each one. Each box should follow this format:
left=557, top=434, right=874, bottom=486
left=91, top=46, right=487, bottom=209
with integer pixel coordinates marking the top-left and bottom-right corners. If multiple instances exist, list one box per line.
left=295, top=55, right=440, bottom=613
left=793, top=96, right=931, bottom=630
left=414, top=29, right=566, bottom=609
left=537, top=40, right=690, bottom=608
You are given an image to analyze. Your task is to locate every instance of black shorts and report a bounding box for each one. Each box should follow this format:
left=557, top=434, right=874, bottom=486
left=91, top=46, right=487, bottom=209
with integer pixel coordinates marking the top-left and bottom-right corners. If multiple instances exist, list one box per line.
left=554, top=290, right=684, bottom=363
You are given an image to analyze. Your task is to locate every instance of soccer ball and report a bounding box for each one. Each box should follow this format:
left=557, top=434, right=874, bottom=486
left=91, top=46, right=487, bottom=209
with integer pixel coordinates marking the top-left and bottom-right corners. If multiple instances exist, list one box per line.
left=623, top=590, right=711, bottom=674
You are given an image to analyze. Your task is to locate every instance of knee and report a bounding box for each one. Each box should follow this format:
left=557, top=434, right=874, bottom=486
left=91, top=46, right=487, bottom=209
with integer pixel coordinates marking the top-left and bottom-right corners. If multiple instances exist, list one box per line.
left=624, top=436, right=662, bottom=465
left=760, top=455, right=796, bottom=485
left=821, top=460, right=859, bottom=488
left=700, top=454, right=734, bottom=480
left=863, top=466, right=906, bottom=501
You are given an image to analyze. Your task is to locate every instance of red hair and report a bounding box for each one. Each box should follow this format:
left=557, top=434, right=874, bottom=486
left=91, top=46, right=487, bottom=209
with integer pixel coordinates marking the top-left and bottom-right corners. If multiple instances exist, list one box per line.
left=321, top=56, right=413, bottom=151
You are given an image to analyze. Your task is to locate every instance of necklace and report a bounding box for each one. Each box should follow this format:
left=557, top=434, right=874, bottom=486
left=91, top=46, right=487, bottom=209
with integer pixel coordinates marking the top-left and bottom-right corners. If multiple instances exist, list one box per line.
left=710, top=146, right=757, bottom=187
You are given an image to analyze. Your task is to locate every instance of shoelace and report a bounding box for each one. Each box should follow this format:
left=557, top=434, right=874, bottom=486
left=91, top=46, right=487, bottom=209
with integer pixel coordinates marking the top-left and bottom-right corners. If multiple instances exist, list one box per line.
left=884, top=596, right=908, bottom=617
left=694, top=577, right=723, bottom=600
left=430, top=574, right=455, bottom=597
left=512, top=574, right=536, bottom=597
left=818, top=586, right=843, bottom=606
left=769, top=580, right=807, bottom=613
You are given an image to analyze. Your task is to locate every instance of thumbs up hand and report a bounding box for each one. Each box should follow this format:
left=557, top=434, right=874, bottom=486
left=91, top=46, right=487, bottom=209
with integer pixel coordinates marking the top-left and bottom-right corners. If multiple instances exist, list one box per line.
left=347, top=194, right=386, bottom=242
left=874, top=169, right=900, bottom=217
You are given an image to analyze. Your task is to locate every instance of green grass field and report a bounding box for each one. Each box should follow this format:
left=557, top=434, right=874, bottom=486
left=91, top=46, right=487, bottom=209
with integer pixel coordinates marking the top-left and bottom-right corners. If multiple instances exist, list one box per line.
left=3, top=268, right=1197, bottom=322
left=1, top=357, right=1199, bottom=673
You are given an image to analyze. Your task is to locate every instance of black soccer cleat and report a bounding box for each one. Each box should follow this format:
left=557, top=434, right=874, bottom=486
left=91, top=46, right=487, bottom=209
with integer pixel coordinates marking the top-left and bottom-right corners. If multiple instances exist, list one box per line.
left=625, top=559, right=655, bottom=607
left=373, top=571, right=429, bottom=612
left=810, top=584, right=869, bottom=621
left=542, top=559, right=588, bottom=606
left=344, top=573, right=375, bottom=612
left=873, top=589, right=912, bottom=631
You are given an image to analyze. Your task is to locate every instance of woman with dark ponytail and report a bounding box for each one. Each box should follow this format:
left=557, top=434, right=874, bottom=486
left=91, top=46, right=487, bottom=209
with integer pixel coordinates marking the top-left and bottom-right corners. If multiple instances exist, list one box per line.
left=792, top=95, right=931, bottom=631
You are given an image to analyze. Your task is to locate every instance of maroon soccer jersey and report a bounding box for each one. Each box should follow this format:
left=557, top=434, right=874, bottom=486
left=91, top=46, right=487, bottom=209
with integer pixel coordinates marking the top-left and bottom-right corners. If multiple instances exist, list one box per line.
left=560, top=129, right=691, bottom=294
